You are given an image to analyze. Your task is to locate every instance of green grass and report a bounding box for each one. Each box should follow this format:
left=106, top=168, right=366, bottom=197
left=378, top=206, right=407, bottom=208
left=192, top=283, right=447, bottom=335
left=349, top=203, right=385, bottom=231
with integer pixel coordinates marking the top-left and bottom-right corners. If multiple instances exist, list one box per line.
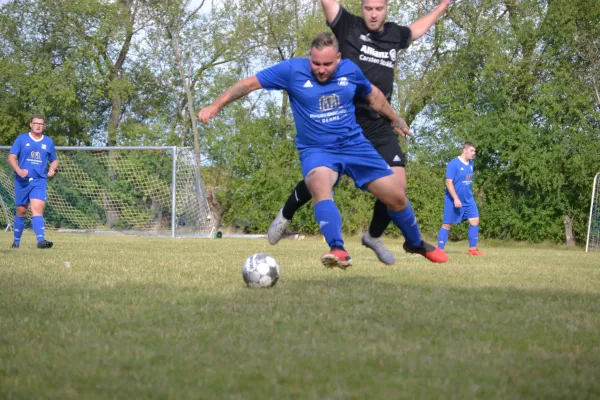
left=1, top=231, right=599, bottom=399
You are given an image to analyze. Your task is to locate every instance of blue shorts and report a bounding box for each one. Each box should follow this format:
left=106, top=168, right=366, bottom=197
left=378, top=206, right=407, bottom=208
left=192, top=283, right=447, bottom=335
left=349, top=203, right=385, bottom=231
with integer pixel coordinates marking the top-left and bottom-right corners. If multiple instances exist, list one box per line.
left=14, top=178, right=47, bottom=206
left=299, top=136, right=393, bottom=189
left=442, top=196, right=479, bottom=224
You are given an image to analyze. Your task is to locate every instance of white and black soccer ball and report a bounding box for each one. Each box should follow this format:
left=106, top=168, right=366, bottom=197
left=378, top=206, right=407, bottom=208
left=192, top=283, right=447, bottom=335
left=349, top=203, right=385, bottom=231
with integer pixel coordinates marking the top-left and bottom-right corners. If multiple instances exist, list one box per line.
left=242, top=253, right=280, bottom=288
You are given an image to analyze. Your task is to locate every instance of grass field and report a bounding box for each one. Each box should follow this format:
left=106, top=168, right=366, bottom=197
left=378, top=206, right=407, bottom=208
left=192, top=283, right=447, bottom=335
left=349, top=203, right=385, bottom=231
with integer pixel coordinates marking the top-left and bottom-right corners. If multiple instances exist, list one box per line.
left=1, top=231, right=599, bottom=399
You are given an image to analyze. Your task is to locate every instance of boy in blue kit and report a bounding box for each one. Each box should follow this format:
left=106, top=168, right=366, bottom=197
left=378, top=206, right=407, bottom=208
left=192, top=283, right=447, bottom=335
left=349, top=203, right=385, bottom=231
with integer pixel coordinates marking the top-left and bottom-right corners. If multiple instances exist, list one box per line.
left=8, top=114, right=58, bottom=249
left=437, top=142, right=484, bottom=256
left=198, top=32, right=447, bottom=268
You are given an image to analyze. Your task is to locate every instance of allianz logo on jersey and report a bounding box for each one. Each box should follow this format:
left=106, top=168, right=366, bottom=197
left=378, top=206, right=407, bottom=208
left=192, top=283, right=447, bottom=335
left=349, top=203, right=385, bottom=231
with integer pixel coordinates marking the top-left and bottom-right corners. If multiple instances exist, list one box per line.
left=360, top=45, right=397, bottom=62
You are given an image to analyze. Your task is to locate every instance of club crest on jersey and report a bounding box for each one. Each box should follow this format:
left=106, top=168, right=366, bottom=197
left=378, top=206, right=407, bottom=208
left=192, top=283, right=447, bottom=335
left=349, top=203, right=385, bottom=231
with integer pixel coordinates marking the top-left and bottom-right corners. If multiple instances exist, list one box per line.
left=41, top=144, right=47, bottom=150
left=319, top=94, right=341, bottom=111
left=337, top=77, right=348, bottom=86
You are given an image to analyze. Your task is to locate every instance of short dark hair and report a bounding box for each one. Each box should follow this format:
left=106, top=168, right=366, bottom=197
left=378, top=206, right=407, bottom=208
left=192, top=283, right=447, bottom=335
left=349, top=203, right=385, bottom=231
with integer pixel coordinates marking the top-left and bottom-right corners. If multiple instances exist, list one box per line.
left=310, top=32, right=339, bottom=53
left=463, top=141, right=476, bottom=150
left=30, top=114, right=45, bottom=123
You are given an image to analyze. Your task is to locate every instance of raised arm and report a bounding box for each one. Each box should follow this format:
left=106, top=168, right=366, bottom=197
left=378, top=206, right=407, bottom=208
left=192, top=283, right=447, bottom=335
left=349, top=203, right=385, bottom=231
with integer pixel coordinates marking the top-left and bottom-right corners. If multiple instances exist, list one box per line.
left=320, top=0, right=341, bottom=25
left=198, top=75, right=263, bottom=124
left=363, top=84, right=413, bottom=139
left=409, top=0, right=451, bottom=41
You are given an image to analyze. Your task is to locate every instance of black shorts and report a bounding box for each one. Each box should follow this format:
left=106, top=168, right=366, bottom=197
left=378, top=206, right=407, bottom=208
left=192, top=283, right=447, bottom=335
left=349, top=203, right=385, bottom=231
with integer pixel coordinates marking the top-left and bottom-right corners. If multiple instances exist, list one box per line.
left=359, top=118, right=406, bottom=167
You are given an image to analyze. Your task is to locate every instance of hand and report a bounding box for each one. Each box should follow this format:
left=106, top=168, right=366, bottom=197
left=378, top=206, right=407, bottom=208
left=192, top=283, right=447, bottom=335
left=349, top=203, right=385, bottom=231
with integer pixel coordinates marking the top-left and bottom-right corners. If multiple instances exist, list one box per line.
left=453, top=198, right=462, bottom=208
left=439, top=0, right=452, bottom=7
left=198, top=104, right=220, bottom=125
left=48, top=169, right=56, bottom=178
left=391, top=117, right=414, bottom=140
left=17, top=168, right=28, bottom=178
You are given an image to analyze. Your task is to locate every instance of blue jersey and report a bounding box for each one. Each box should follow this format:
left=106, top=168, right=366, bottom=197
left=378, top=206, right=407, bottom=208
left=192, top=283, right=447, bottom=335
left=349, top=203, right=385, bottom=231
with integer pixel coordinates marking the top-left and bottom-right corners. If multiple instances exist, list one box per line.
left=256, top=58, right=372, bottom=150
left=445, top=157, right=475, bottom=204
left=9, top=133, right=57, bottom=183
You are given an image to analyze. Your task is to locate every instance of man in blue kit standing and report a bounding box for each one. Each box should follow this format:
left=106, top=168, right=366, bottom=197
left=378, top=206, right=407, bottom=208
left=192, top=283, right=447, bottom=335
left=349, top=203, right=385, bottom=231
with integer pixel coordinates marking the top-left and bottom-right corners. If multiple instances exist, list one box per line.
left=437, top=141, right=484, bottom=256
left=198, top=33, right=447, bottom=268
left=8, top=114, right=58, bottom=249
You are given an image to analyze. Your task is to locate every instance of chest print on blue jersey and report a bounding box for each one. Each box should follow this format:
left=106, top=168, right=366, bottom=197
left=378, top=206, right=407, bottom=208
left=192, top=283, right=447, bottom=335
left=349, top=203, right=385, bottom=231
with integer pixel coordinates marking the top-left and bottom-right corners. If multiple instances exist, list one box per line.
left=319, top=94, right=341, bottom=111
left=28, top=151, right=42, bottom=163
left=312, top=94, right=348, bottom=124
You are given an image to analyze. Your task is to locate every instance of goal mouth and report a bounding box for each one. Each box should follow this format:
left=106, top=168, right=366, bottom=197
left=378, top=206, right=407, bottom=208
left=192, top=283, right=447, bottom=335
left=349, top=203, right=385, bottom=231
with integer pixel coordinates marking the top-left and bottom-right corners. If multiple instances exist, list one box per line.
left=0, top=146, right=214, bottom=238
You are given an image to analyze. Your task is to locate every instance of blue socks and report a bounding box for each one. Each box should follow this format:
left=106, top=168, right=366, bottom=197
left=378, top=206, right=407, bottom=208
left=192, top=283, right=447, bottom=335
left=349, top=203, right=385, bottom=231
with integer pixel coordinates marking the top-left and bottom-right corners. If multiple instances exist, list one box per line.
left=437, top=227, right=449, bottom=250
left=32, top=216, right=45, bottom=243
left=437, top=225, right=479, bottom=249
left=13, top=216, right=25, bottom=245
left=387, top=202, right=422, bottom=248
left=468, top=224, right=479, bottom=248
left=314, top=200, right=344, bottom=249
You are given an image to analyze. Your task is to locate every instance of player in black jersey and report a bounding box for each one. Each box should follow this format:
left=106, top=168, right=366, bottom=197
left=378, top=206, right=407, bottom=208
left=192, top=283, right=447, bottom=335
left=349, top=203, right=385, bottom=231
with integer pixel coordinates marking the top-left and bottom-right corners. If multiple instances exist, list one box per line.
left=268, top=0, right=451, bottom=264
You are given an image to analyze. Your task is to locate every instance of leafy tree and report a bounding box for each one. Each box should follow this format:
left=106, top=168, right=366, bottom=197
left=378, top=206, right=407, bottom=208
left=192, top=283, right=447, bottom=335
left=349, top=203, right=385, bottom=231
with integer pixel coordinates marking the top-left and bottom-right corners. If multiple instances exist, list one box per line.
left=419, top=0, right=600, bottom=243
left=0, top=0, right=92, bottom=144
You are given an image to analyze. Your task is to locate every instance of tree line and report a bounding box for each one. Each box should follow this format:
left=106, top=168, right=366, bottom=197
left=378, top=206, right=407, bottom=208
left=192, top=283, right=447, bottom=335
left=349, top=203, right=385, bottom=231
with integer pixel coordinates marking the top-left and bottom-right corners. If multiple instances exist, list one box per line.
left=1, top=0, right=599, bottom=244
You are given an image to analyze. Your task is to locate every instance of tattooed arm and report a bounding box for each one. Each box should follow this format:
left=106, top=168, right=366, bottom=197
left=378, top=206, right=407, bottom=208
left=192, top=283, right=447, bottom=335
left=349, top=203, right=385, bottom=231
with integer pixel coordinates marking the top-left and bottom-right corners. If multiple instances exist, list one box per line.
left=363, top=84, right=413, bottom=139
left=198, top=76, right=263, bottom=124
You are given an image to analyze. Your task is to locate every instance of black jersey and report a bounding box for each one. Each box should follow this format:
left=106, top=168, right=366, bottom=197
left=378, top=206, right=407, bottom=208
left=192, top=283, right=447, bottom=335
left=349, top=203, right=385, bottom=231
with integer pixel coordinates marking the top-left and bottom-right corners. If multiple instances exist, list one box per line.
left=329, top=7, right=411, bottom=126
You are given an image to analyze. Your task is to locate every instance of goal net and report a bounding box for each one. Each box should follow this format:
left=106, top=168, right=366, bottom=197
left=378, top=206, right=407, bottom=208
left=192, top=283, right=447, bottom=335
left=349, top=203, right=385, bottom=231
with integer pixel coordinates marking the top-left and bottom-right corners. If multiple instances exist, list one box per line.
left=586, top=172, right=600, bottom=252
left=0, top=146, right=213, bottom=237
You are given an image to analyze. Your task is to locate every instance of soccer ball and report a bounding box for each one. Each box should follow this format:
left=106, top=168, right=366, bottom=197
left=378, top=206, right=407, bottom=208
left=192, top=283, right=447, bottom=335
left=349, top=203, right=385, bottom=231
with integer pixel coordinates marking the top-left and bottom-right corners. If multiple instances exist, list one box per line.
left=242, top=253, right=280, bottom=288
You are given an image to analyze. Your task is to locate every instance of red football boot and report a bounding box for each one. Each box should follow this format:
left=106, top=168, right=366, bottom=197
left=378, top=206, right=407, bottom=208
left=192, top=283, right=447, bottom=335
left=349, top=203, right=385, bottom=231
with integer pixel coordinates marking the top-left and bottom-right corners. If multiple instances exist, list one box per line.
left=467, top=248, right=485, bottom=256
left=403, top=241, right=448, bottom=263
left=321, top=248, right=352, bottom=270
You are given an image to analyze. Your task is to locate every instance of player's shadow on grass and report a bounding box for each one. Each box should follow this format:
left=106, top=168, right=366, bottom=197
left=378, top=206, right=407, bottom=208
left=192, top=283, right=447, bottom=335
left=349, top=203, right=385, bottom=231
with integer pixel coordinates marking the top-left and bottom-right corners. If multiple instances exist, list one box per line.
left=3, top=271, right=599, bottom=340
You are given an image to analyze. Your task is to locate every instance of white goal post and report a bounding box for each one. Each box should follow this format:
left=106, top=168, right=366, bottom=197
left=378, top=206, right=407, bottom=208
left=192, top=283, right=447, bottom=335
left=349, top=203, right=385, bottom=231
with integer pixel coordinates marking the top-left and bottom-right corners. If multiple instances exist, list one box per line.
left=0, top=146, right=213, bottom=238
left=586, top=172, right=600, bottom=252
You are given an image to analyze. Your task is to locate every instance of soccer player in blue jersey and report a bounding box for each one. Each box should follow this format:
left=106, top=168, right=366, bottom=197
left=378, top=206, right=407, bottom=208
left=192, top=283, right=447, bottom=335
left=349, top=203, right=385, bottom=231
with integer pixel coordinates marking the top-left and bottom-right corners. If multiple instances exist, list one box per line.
left=268, top=0, right=452, bottom=265
left=8, top=115, right=57, bottom=249
left=198, top=33, right=448, bottom=268
left=437, top=142, right=484, bottom=256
